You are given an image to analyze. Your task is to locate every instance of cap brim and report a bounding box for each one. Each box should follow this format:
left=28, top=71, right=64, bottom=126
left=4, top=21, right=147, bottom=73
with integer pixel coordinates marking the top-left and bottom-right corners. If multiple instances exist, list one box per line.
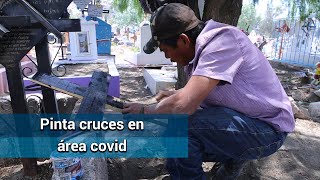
left=143, top=37, right=159, bottom=54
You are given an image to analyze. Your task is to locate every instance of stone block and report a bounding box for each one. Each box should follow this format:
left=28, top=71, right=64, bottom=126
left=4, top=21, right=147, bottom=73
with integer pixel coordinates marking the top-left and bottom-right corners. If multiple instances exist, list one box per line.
left=125, top=21, right=172, bottom=66
left=27, top=96, right=42, bottom=114
left=126, top=52, right=172, bottom=66
left=308, top=102, right=320, bottom=120
left=0, top=97, right=12, bottom=114
left=306, top=89, right=320, bottom=102
left=292, top=90, right=307, bottom=101
left=314, top=89, right=320, bottom=97
left=143, top=69, right=177, bottom=95
left=57, top=95, right=78, bottom=114
left=289, top=97, right=310, bottom=119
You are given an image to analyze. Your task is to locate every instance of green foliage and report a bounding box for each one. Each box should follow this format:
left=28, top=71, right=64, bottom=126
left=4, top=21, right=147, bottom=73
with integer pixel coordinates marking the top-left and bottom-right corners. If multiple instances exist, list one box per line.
left=258, top=4, right=275, bottom=38
left=238, top=4, right=261, bottom=33
left=257, top=2, right=287, bottom=38
left=110, top=0, right=144, bottom=28
left=113, top=0, right=128, bottom=12
left=112, top=0, right=144, bottom=18
left=289, top=0, right=320, bottom=21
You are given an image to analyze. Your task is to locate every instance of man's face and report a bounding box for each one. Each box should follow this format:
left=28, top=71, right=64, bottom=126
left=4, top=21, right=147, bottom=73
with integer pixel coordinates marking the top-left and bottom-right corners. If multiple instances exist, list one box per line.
left=159, top=36, right=194, bottom=66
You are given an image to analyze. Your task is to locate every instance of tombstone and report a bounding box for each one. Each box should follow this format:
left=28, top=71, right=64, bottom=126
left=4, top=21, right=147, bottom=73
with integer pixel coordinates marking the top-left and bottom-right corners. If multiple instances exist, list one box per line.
left=143, top=67, right=177, bottom=95
left=126, top=21, right=172, bottom=66
left=74, top=0, right=92, bottom=10
left=0, top=0, right=80, bottom=176
left=92, top=17, right=112, bottom=55
left=69, top=17, right=98, bottom=61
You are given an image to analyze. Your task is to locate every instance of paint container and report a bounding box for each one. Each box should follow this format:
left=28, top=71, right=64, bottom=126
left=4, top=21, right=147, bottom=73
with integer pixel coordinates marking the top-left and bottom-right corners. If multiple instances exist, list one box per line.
left=51, top=156, right=83, bottom=180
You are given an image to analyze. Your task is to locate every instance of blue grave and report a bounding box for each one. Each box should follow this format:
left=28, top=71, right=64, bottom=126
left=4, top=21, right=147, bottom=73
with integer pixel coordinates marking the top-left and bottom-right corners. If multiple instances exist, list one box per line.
left=86, top=16, right=112, bottom=55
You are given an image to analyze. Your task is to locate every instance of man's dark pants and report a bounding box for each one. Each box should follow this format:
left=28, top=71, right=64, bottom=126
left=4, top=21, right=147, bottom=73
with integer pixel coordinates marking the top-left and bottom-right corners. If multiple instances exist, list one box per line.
left=166, top=107, right=288, bottom=180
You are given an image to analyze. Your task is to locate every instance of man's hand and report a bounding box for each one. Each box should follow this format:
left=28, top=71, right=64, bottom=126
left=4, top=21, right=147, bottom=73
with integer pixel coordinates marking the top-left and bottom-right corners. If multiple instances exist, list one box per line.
left=155, top=90, right=176, bottom=102
left=122, top=103, right=144, bottom=114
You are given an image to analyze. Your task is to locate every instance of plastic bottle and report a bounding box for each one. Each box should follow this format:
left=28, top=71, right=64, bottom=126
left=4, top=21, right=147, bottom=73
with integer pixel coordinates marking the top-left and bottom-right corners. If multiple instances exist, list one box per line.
left=51, top=157, right=83, bottom=180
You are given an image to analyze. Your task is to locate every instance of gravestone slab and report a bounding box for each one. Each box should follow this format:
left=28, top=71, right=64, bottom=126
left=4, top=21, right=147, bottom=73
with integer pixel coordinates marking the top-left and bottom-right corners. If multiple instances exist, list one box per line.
left=143, top=68, right=176, bottom=95
left=74, top=0, right=91, bottom=10
left=88, top=4, right=103, bottom=17
left=126, top=21, right=172, bottom=66
left=0, top=0, right=75, bottom=66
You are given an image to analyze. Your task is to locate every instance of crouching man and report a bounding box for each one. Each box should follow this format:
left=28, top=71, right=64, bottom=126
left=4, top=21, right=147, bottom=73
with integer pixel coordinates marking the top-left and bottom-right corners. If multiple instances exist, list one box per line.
left=123, top=3, right=294, bottom=180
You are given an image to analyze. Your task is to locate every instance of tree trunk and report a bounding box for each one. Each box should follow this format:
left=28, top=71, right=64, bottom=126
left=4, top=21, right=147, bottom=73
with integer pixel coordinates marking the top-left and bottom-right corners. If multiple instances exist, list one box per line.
left=175, top=64, right=188, bottom=89
left=175, top=0, right=243, bottom=89
left=203, top=0, right=243, bottom=24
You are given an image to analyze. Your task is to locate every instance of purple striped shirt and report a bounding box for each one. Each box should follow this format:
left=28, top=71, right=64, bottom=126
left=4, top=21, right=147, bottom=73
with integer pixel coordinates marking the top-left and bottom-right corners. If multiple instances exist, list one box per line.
left=185, top=20, right=295, bottom=132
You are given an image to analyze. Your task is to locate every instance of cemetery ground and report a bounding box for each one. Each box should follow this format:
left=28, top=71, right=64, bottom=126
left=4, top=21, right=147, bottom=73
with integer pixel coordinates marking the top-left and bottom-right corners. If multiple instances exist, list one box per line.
left=0, top=46, right=320, bottom=179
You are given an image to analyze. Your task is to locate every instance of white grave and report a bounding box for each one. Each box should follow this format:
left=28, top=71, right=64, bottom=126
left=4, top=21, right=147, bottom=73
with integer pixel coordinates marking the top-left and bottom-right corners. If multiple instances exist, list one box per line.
left=126, top=21, right=172, bottom=66
left=68, top=18, right=98, bottom=61
left=143, top=67, right=177, bottom=95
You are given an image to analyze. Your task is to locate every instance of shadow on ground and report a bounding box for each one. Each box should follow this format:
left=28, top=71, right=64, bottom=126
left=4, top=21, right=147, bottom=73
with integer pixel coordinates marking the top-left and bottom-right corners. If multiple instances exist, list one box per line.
left=239, top=119, right=320, bottom=180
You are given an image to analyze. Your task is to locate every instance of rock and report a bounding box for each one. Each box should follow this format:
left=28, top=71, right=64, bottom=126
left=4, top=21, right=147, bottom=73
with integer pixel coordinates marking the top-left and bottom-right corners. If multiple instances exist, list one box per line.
left=295, top=106, right=311, bottom=119
left=306, top=90, right=320, bottom=102
left=291, top=88, right=320, bottom=103
left=308, top=102, right=320, bottom=121
left=27, top=97, right=42, bottom=114
left=56, top=95, right=78, bottom=114
left=0, top=98, right=12, bottom=114
left=291, top=90, right=307, bottom=101
left=300, top=76, right=311, bottom=84
left=314, top=89, right=320, bottom=97
left=288, top=97, right=300, bottom=114
left=289, top=97, right=310, bottom=119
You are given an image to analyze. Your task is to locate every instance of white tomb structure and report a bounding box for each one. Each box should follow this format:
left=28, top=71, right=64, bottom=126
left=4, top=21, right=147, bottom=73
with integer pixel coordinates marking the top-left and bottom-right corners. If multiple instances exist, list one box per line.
left=126, top=21, right=172, bottom=65
left=143, top=67, right=177, bottom=95
left=68, top=18, right=98, bottom=61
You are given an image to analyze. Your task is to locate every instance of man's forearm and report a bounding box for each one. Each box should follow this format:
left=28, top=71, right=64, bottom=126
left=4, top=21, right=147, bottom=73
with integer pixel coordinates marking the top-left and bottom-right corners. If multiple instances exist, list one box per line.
left=144, top=93, right=192, bottom=114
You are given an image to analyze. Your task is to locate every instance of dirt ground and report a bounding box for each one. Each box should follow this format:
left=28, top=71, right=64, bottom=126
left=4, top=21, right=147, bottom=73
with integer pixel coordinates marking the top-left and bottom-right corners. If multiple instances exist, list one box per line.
left=0, top=54, right=320, bottom=179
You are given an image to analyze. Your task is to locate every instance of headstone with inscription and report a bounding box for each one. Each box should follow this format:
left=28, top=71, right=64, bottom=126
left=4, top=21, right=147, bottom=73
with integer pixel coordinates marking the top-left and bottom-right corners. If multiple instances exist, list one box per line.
left=88, top=4, right=103, bottom=17
left=73, top=0, right=91, bottom=10
left=0, top=0, right=80, bottom=66
left=0, top=0, right=80, bottom=176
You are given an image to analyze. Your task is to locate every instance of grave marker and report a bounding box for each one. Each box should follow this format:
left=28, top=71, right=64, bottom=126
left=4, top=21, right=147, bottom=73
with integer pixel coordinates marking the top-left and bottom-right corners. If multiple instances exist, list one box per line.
left=88, top=4, right=103, bottom=17
left=126, top=21, right=172, bottom=65
left=74, top=0, right=91, bottom=10
left=0, top=0, right=80, bottom=176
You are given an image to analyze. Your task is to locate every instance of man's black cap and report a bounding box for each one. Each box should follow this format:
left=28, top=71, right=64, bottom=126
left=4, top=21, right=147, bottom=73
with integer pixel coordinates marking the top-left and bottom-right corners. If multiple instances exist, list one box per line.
left=143, top=3, right=201, bottom=54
